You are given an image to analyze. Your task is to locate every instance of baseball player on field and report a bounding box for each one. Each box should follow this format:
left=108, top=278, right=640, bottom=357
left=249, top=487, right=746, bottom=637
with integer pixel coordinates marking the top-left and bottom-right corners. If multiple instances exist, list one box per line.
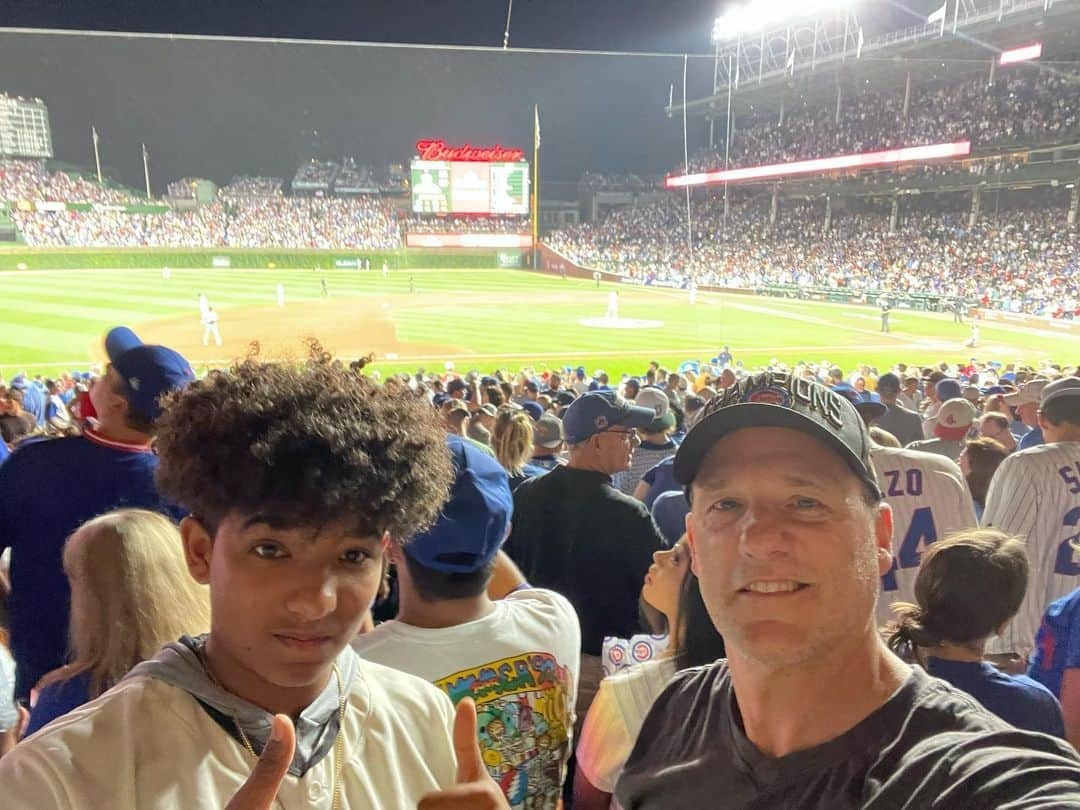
left=605, top=291, right=619, bottom=320
left=201, top=306, right=222, bottom=347
left=982, top=377, right=1080, bottom=660
left=872, top=444, right=978, bottom=629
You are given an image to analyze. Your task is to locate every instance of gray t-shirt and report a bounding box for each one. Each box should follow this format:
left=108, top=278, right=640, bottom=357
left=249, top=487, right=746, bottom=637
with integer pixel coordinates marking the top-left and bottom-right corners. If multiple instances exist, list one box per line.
left=615, top=661, right=1080, bottom=809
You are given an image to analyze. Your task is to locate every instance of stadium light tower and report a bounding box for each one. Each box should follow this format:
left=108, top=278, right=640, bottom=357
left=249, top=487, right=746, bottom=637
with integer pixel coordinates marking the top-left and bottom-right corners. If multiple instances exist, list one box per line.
left=712, top=0, right=856, bottom=42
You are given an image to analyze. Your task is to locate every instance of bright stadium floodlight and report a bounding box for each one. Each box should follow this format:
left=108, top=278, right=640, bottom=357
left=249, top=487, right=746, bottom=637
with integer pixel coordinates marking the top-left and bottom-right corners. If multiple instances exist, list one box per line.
left=999, top=43, right=1042, bottom=65
left=664, top=141, right=971, bottom=188
left=713, top=0, right=854, bottom=41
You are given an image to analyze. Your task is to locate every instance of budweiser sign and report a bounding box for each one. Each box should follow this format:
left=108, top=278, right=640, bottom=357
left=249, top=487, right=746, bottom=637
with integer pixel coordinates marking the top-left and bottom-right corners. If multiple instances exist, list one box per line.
left=416, top=139, right=525, bottom=163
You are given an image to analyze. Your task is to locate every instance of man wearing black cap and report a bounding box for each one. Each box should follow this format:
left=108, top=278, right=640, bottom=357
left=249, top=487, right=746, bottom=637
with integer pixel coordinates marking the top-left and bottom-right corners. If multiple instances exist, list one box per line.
left=506, top=390, right=662, bottom=725
left=0, top=326, right=195, bottom=699
left=874, top=372, right=924, bottom=447
left=615, top=372, right=1080, bottom=808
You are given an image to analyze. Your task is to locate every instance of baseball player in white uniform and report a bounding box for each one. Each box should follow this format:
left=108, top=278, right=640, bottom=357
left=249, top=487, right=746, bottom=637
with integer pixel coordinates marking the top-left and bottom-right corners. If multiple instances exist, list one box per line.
left=982, top=376, right=1080, bottom=658
left=276, top=283, right=285, bottom=307
left=605, top=291, right=619, bottom=320
left=872, top=444, right=978, bottom=629
left=201, top=306, right=222, bottom=347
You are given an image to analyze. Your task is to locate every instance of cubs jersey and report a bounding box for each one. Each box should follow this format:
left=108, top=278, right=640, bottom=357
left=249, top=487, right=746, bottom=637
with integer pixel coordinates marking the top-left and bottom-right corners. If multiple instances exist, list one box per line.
left=872, top=446, right=978, bottom=630
left=982, top=442, right=1080, bottom=657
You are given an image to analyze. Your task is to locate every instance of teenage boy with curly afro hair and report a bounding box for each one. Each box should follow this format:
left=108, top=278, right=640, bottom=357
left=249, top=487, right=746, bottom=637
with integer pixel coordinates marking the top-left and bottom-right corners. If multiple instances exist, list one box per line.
left=0, top=357, right=510, bottom=810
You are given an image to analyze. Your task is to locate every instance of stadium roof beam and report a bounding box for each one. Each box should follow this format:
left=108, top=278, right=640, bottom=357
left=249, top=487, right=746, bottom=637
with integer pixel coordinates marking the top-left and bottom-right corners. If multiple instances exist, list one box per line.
left=703, top=3, right=862, bottom=97
left=669, top=0, right=1080, bottom=119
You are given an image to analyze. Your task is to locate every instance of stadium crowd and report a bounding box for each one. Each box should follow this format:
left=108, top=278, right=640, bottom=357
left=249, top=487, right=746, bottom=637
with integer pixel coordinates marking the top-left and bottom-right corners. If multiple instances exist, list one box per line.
left=547, top=189, right=1080, bottom=317
left=1, top=160, right=527, bottom=249
left=292, top=159, right=339, bottom=190
left=3, top=337, right=1080, bottom=808
left=0, top=160, right=135, bottom=206
left=220, top=176, right=285, bottom=197
left=686, top=64, right=1080, bottom=172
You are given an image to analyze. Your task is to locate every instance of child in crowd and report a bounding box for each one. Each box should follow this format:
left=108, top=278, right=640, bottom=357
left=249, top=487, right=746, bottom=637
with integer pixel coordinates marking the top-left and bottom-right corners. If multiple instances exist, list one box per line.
left=0, top=357, right=507, bottom=809
left=886, top=529, right=1065, bottom=737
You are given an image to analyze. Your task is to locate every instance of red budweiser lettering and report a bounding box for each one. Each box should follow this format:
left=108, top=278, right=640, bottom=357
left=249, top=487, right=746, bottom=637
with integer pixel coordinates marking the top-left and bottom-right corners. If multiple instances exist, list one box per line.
left=416, top=139, right=525, bottom=163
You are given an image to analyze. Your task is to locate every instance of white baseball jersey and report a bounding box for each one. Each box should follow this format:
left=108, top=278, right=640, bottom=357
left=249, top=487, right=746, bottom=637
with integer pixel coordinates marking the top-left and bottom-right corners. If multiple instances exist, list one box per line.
left=871, top=446, right=978, bottom=629
left=981, top=441, right=1080, bottom=657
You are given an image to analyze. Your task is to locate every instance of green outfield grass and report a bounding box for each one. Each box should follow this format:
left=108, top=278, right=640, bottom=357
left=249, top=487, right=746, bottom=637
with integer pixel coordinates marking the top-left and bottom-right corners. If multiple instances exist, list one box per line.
left=1, top=264, right=1076, bottom=378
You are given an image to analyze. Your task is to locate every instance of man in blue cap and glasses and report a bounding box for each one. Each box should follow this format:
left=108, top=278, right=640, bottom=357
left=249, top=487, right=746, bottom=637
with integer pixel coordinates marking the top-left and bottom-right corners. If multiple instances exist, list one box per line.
left=0, top=326, right=195, bottom=699
left=506, top=390, right=662, bottom=728
left=354, top=434, right=581, bottom=808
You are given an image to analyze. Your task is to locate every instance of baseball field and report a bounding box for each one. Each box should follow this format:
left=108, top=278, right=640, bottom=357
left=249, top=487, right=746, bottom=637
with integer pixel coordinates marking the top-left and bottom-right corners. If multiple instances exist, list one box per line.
left=1, top=262, right=1076, bottom=378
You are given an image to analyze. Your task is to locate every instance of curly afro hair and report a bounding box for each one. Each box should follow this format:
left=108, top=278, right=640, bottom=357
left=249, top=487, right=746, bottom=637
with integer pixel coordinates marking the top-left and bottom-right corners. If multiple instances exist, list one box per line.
left=153, top=358, right=453, bottom=540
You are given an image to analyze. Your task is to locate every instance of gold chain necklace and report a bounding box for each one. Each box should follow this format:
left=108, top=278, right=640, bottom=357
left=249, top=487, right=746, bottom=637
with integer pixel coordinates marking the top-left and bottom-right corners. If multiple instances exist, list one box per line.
left=199, top=648, right=348, bottom=810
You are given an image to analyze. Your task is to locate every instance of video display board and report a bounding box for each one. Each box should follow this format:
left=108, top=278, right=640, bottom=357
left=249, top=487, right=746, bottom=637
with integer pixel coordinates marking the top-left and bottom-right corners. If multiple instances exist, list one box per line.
left=410, top=140, right=529, bottom=215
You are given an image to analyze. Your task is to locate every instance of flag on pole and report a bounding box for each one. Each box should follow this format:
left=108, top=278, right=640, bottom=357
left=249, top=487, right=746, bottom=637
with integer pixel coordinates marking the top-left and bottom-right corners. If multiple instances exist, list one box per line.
left=91, top=125, right=103, bottom=186
left=786, top=49, right=796, bottom=75
left=142, top=143, right=152, bottom=198
left=532, top=104, right=540, bottom=254
left=928, top=1, right=947, bottom=34
left=857, top=27, right=865, bottom=59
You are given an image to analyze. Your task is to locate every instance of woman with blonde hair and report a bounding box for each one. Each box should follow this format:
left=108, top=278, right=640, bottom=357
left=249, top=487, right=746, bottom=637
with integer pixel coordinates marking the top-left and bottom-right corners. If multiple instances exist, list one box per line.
left=885, top=528, right=1064, bottom=738
left=491, top=405, right=546, bottom=491
left=25, top=509, right=211, bottom=734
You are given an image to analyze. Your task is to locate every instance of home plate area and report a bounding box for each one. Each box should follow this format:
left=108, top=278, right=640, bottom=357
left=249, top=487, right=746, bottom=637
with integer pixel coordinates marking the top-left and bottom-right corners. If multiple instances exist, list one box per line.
left=579, top=317, right=665, bottom=329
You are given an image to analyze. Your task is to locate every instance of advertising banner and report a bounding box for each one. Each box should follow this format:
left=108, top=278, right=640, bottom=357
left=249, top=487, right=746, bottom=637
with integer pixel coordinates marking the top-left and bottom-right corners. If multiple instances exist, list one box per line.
left=405, top=233, right=532, bottom=249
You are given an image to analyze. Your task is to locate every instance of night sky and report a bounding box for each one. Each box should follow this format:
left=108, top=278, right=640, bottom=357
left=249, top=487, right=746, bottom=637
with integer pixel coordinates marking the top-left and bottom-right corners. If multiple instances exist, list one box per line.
left=0, top=1, right=926, bottom=193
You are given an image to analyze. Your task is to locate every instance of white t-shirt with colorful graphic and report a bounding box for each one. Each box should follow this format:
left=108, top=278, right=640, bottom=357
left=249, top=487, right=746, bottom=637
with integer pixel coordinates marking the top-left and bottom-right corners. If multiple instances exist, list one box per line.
left=353, top=588, right=581, bottom=809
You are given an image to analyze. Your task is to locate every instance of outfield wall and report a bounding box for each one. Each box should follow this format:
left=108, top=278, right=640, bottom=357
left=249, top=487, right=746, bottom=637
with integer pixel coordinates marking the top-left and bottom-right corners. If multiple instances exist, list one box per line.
left=0, top=247, right=520, bottom=271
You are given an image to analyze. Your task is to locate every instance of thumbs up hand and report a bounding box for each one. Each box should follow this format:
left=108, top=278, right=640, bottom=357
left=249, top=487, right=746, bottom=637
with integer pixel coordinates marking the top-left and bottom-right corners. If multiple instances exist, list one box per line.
left=418, top=698, right=509, bottom=809
left=225, top=714, right=296, bottom=810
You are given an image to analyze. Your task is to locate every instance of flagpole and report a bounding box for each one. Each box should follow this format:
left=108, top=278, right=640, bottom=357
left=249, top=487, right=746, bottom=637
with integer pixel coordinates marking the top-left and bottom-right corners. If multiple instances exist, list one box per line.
left=142, top=143, right=151, bottom=199
left=91, top=126, right=102, bottom=186
left=532, top=103, right=540, bottom=270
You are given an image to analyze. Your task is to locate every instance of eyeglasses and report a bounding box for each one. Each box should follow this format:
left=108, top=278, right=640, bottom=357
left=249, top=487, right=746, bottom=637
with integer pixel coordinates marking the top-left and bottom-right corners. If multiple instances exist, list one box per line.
left=604, top=428, right=638, bottom=440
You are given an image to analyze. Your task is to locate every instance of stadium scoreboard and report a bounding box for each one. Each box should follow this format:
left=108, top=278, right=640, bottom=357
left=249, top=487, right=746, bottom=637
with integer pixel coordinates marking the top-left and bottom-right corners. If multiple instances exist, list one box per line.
left=410, top=139, right=529, bottom=216
left=0, top=94, right=53, bottom=159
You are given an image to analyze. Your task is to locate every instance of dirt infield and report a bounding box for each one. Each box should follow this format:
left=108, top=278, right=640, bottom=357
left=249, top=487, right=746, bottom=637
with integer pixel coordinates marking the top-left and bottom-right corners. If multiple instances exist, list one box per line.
left=132, top=298, right=462, bottom=366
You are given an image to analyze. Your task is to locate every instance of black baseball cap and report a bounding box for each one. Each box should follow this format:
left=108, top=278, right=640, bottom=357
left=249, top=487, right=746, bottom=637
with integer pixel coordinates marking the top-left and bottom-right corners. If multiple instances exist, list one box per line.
left=674, top=371, right=881, bottom=500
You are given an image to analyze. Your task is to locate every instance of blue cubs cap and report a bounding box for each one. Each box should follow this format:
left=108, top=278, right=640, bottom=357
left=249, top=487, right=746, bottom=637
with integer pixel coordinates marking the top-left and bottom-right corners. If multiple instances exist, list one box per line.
left=832, top=384, right=886, bottom=421
left=521, top=401, right=544, bottom=422
left=675, top=371, right=881, bottom=500
left=104, top=326, right=195, bottom=424
left=562, top=390, right=655, bottom=445
left=936, top=379, right=962, bottom=401
left=8, top=374, right=26, bottom=391
left=403, top=434, right=513, bottom=574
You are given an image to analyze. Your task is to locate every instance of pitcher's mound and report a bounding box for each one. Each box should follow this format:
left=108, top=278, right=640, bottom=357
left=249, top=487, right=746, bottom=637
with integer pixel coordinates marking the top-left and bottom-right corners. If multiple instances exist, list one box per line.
left=579, top=317, right=664, bottom=330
